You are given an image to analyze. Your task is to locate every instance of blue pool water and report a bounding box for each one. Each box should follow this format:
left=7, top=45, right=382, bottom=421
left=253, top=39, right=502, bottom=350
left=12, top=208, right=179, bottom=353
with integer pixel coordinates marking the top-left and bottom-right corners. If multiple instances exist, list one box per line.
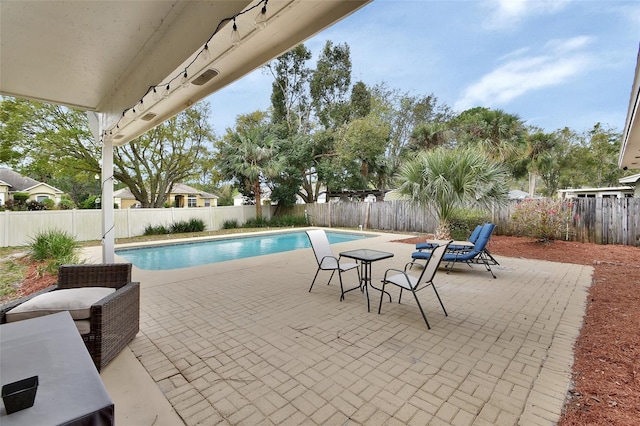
left=116, top=230, right=371, bottom=270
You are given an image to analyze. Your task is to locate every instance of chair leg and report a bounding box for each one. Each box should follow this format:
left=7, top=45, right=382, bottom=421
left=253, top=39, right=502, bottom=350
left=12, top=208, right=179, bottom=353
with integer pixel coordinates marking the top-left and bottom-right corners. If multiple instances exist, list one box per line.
left=431, top=283, right=448, bottom=316
left=411, top=290, right=431, bottom=330
left=483, top=249, right=500, bottom=265
left=328, top=270, right=336, bottom=285
left=338, top=270, right=345, bottom=301
left=398, top=288, right=403, bottom=304
left=364, top=277, right=370, bottom=312
left=479, top=253, right=497, bottom=278
left=377, top=281, right=387, bottom=314
left=309, top=267, right=321, bottom=292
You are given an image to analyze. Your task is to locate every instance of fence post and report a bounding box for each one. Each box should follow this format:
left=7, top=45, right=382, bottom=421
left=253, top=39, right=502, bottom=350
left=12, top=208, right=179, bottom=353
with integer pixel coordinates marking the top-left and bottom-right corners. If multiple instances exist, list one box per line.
left=2, top=210, right=8, bottom=247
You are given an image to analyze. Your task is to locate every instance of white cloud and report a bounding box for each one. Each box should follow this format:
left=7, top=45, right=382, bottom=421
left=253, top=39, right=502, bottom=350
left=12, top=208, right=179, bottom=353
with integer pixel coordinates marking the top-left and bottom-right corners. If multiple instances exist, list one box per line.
left=483, top=0, right=572, bottom=30
left=454, top=36, right=594, bottom=111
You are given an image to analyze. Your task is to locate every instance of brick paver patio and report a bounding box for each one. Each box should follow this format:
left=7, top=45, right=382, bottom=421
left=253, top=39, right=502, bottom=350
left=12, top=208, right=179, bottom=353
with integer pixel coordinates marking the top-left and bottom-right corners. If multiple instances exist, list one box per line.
left=123, top=230, right=591, bottom=425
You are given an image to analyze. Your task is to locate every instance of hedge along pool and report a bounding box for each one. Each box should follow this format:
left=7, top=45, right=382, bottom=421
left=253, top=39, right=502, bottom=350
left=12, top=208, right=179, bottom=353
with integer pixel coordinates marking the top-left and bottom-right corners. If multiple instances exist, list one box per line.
left=115, top=230, right=373, bottom=270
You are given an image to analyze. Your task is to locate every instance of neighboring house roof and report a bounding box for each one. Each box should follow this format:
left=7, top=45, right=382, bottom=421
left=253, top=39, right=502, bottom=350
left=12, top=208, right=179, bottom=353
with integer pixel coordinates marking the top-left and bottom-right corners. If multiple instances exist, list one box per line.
left=558, top=186, right=633, bottom=195
left=0, top=168, right=39, bottom=191
left=171, top=183, right=218, bottom=199
left=0, top=168, right=63, bottom=193
left=619, top=173, right=640, bottom=184
left=508, top=190, right=531, bottom=200
left=22, top=182, right=64, bottom=194
left=113, top=188, right=136, bottom=199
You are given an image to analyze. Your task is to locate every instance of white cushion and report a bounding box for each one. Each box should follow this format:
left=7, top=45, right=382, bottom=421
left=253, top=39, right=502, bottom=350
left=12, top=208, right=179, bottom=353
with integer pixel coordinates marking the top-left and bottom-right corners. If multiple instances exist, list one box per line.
left=5, top=287, right=115, bottom=322
left=75, top=320, right=91, bottom=335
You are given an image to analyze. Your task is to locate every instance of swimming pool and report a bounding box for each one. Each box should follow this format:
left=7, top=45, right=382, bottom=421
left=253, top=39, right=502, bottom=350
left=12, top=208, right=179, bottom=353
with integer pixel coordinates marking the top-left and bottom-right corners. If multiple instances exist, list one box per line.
left=115, top=230, right=372, bottom=270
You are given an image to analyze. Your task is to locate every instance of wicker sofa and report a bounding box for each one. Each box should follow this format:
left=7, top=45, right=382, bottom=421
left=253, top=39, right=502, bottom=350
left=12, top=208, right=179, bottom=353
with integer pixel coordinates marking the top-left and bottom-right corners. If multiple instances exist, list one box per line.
left=0, top=263, right=140, bottom=372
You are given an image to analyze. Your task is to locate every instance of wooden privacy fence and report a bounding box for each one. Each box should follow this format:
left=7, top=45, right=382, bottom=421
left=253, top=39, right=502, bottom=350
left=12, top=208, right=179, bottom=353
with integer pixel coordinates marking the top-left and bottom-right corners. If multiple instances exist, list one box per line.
left=286, top=198, right=640, bottom=247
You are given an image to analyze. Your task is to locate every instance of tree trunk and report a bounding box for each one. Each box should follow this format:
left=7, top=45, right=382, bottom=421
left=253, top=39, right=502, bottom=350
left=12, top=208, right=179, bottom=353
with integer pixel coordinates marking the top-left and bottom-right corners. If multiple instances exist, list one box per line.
left=254, top=181, right=262, bottom=217
left=435, top=221, right=451, bottom=239
left=528, top=171, right=537, bottom=197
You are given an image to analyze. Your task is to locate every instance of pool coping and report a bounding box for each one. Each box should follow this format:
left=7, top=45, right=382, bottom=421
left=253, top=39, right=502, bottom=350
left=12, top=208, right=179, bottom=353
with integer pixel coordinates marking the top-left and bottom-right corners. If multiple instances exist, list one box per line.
left=113, top=227, right=382, bottom=251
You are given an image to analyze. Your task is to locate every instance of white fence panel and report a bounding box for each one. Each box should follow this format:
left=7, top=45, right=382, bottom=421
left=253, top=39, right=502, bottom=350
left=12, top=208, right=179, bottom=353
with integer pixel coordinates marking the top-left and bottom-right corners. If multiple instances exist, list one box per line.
left=72, top=209, right=105, bottom=241
left=0, top=206, right=274, bottom=247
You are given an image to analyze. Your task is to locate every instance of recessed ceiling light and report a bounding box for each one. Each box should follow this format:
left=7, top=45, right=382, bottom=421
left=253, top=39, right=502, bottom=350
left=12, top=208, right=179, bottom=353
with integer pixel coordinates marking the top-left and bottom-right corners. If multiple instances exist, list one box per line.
left=191, top=69, right=219, bottom=86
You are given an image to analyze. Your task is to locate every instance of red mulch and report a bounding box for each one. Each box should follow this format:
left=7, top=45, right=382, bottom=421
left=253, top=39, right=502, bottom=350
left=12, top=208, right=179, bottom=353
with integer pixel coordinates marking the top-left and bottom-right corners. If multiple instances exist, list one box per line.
left=16, top=258, right=57, bottom=298
left=396, top=235, right=640, bottom=425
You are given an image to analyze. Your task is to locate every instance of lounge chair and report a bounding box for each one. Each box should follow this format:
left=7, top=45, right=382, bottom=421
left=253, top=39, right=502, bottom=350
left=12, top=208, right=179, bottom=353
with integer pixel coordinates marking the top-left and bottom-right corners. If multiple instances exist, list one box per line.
left=306, top=229, right=360, bottom=299
left=411, top=223, right=499, bottom=278
left=378, top=241, right=451, bottom=329
left=415, top=224, right=483, bottom=251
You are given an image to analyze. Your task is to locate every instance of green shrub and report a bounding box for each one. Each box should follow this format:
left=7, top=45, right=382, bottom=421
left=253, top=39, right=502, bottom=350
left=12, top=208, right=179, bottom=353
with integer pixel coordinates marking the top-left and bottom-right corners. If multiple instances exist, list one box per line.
left=42, top=198, right=55, bottom=210
left=143, top=224, right=170, bottom=235
left=144, top=218, right=205, bottom=235
left=7, top=192, right=30, bottom=210
left=13, top=192, right=29, bottom=203
left=243, top=216, right=270, bottom=228
left=222, top=219, right=239, bottom=229
left=58, top=194, right=76, bottom=210
left=269, top=214, right=308, bottom=227
left=511, top=198, right=576, bottom=242
left=81, top=195, right=102, bottom=209
left=170, top=218, right=205, bottom=233
left=241, top=215, right=308, bottom=228
left=28, top=229, right=80, bottom=273
left=26, top=200, right=47, bottom=211
left=58, top=196, right=76, bottom=210
left=448, top=209, right=490, bottom=240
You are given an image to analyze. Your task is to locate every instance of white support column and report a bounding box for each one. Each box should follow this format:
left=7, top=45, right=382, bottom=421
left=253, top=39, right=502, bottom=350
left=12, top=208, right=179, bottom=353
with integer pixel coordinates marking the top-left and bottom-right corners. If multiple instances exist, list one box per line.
left=87, top=111, right=116, bottom=263
left=101, top=139, right=115, bottom=263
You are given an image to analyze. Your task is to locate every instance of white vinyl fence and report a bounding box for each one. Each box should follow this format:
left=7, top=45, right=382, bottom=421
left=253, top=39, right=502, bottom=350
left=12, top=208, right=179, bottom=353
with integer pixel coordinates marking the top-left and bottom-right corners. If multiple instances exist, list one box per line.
left=0, top=206, right=274, bottom=247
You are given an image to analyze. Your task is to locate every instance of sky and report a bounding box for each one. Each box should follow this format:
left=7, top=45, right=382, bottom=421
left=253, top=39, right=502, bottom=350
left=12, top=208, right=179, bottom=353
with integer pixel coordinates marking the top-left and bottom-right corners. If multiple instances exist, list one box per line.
left=204, top=0, right=640, bottom=136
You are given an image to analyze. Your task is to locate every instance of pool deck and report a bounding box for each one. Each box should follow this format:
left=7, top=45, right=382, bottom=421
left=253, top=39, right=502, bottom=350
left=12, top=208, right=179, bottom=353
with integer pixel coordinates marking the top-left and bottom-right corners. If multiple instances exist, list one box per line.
left=88, top=229, right=592, bottom=425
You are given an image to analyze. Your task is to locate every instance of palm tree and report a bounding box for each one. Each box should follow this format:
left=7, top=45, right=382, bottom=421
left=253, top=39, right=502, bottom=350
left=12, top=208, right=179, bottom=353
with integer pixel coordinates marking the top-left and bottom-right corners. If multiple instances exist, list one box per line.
left=396, top=147, right=510, bottom=238
left=217, top=126, right=276, bottom=218
left=452, top=107, right=528, bottom=177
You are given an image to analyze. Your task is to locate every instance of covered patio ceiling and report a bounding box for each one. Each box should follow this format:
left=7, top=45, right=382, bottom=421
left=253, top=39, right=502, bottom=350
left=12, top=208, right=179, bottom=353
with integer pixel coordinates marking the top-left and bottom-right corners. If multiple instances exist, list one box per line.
left=0, top=0, right=371, bottom=145
left=620, top=48, right=640, bottom=169
left=0, top=0, right=371, bottom=262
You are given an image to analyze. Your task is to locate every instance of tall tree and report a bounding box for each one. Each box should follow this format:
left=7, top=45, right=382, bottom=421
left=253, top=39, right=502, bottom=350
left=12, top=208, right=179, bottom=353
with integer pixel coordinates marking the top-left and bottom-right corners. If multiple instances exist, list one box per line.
left=451, top=107, right=528, bottom=177
left=266, top=41, right=357, bottom=202
left=544, top=125, right=624, bottom=194
left=334, top=115, right=390, bottom=193
left=349, top=81, right=372, bottom=120
left=215, top=112, right=277, bottom=217
left=523, top=130, right=561, bottom=196
left=264, top=44, right=313, bottom=135
left=310, top=41, right=352, bottom=129
left=0, top=96, right=215, bottom=207
left=116, top=103, right=214, bottom=207
left=585, top=123, right=623, bottom=187
left=0, top=97, right=104, bottom=206
left=396, top=147, right=510, bottom=238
